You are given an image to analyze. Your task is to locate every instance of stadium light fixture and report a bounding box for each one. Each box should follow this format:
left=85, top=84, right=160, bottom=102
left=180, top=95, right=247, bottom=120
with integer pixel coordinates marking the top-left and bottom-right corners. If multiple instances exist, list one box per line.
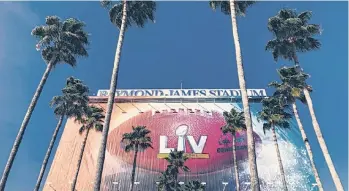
left=112, top=182, right=119, bottom=185
left=222, top=182, right=229, bottom=191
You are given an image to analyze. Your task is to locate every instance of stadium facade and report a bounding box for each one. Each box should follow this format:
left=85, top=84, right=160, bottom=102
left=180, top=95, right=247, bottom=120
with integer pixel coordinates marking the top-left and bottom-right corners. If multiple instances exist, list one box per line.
left=43, top=89, right=318, bottom=191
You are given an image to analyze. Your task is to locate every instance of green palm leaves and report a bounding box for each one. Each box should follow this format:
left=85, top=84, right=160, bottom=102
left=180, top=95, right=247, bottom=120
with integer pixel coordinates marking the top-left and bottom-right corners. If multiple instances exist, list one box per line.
left=157, top=149, right=190, bottom=191
left=165, top=149, right=190, bottom=175
left=266, top=9, right=321, bottom=63
left=222, top=108, right=246, bottom=135
left=258, top=96, right=292, bottom=134
left=102, top=0, right=156, bottom=29
left=209, top=1, right=256, bottom=16
left=51, top=77, right=89, bottom=119
left=122, top=126, right=153, bottom=152
left=181, top=180, right=206, bottom=191
left=78, top=106, right=105, bottom=134
left=31, top=16, right=89, bottom=66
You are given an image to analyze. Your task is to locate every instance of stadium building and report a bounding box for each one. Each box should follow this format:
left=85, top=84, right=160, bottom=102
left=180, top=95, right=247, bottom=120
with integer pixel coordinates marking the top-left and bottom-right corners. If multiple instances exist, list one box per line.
left=43, top=89, right=318, bottom=191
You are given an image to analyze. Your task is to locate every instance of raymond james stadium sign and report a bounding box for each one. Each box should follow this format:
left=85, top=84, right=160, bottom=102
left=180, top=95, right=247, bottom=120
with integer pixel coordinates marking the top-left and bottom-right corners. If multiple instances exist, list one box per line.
left=96, top=89, right=267, bottom=99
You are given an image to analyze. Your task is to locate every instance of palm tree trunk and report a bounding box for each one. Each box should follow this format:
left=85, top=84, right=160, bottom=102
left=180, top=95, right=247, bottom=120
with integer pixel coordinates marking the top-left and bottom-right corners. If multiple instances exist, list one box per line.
left=71, top=128, right=90, bottom=191
left=175, top=174, right=178, bottom=191
left=232, top=134, right=240, bottom=191
left=129, top=147, right=138, bottom=191
left=34, top=115, right=64, bottom=191
left=292, top=103, right=323, bottom=191
left=0, top=61, right=54, bottom=191
left=93, top=1, right=127, bottom=191
left=271, top=127, right=288, bottom=191
left=303, top=89, right=344, bottom=191
left=228, top=1, right=260, bottom=190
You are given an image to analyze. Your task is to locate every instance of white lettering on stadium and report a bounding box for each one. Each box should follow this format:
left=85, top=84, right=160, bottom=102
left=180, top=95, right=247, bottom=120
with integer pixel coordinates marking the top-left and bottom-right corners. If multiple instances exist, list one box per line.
left=97, top=89, right=267, bottom=98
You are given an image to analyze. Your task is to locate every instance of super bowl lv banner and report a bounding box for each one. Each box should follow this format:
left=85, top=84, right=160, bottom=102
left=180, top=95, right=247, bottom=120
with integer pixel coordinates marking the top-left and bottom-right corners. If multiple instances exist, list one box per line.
left=44, top=101, right=317, bottom=191
left=102, top=102, right=316, bottom=191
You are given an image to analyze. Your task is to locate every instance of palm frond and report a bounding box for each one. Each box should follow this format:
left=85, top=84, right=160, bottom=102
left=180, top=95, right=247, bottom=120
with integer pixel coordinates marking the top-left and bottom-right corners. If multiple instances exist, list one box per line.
left=108, top=1, right=156, bottom=29
left=32, top=16, right=89, bottom=66
left=209, top=1, right=256, bottom=16
left=266, top=9, right=321, bottom=61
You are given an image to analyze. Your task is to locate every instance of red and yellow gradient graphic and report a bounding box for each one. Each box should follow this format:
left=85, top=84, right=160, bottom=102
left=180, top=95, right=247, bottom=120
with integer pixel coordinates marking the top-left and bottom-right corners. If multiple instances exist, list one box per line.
left=43, top=102, right=263, bottom=191
left=107, top=109, right=262, bottom=174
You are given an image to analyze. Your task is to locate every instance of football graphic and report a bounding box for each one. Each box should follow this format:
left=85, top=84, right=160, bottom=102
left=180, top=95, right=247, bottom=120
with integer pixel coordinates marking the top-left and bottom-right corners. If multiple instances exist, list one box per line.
left=107, top=109, right=262, bottom=174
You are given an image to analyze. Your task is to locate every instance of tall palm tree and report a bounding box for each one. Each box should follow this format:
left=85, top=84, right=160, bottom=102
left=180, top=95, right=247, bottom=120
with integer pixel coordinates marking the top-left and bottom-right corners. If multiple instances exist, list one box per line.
left=33, top=77, right=89, bottom=191
left=221, top=108, right=246, bottom=191
left=94, top=2, right=156, bottom=190
left=70, top=106, right=105, bottom=191
left=165, top=149, right=190, bottom=191
left=258, top=96, right=292, bottom=191
left=182, top=180, right=206, bottom=191
left=0, top=16, right=89, bottom=191
left=121, top=126, right=153, bottom=191
left=269, top=68, right=323, bottom=191
left=208, top=2, right=260, bottom=190
left=266, top=9, right=344, bottom=190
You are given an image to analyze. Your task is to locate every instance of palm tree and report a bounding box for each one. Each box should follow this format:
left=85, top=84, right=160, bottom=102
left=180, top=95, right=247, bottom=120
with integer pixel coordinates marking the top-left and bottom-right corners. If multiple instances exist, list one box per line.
left=0, top=16, right=89, bottom=190
left=70, top=106, right=105, bottom=191
left=266, top=9, right=344, bottom=190
left=165, top=149, right=190, bottom=191
left=269, top=68, right=323, bottom=191
left=121, top=126, right=153, bottom=191
left=156, top=170, right=176, bottom=191
left=208, top=2, right=260, bottom=190
left=33, top=77, right=89, bottom=191
left=266, top=9, right=321, bottom=65
left=258, top=96, right=292, bottom=191
left=94, top=2, right=156, bottom=190
left=221, top=108, right=246, bottom=191
left=182, top=180, right=206, bottom=191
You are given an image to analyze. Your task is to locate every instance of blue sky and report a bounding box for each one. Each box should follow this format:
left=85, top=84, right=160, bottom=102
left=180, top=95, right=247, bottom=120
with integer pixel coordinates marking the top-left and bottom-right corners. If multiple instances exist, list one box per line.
left=0, top=1, right=347, bottom=190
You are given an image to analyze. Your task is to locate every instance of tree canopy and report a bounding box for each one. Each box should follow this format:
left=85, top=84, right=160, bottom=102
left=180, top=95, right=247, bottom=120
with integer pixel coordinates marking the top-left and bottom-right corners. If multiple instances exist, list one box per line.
left=221, top=108, right=246, bottom=136
left=101, top=0, right=156, bottom=29
left=209, top=1, right=256, bottom=16
left=181, top=180, right=206, bottom=191
left=50, top=77, right=89, bottom=119
left=265, top=9, right=321, bottom=62
left=121, top=126, right=153, bottom=152
left=31, top=16, right=89, bottom=66
left=78, top=106, right=105, bottom=134
left=258, top=96, right=293, bottom=134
